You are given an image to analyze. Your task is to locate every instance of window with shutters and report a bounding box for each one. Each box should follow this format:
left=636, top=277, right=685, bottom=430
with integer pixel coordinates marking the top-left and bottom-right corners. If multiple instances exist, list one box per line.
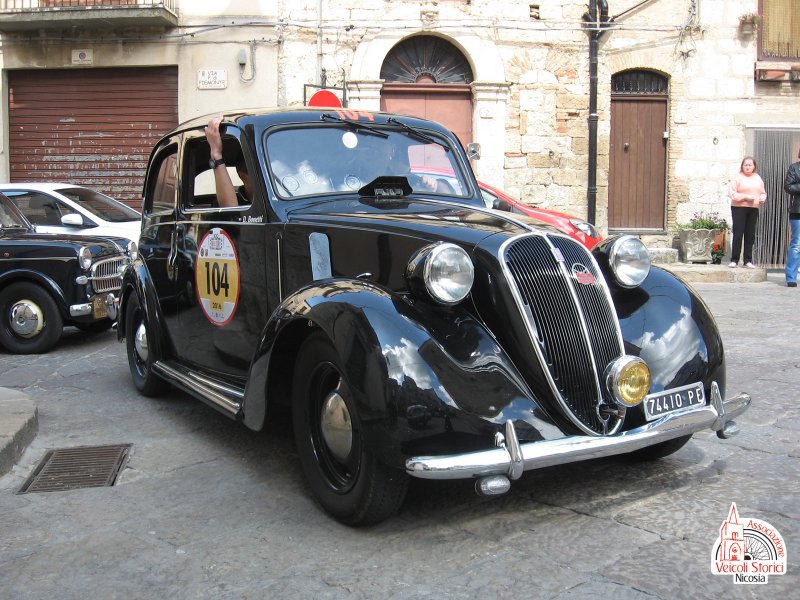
left=759, top=0, right=800, bottom=60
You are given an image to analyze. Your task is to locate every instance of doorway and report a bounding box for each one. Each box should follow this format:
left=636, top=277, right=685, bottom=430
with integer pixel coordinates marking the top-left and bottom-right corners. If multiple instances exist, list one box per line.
left=379, top=36, right=474, bottom=148
left=608, top=70, right=669, bottom=231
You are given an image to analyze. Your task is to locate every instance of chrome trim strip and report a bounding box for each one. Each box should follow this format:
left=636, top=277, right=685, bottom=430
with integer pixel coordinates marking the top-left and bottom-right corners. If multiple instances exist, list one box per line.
left=405, top=388, right=751, bottom=480
left=276, top=234, right=283, bottom=301
left=152, top=361, right=242, bottom=415
left=70, top=303, right=92, bottom=317
left=544, top=235, right=616, bottom=433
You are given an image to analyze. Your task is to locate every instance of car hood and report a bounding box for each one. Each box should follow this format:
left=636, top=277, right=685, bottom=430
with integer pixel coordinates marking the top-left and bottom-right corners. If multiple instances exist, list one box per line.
left=0, top=230, right=125, bottom=258
left=285, top=197, right=562, bottom=248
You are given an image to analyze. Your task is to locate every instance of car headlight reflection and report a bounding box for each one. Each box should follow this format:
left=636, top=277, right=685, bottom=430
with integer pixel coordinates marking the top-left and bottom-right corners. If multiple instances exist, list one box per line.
left=78, top=246, right=93, bottom=270
left=408, top=242, right=474, bottom=304
left=609, top=235, right=650, bottom=287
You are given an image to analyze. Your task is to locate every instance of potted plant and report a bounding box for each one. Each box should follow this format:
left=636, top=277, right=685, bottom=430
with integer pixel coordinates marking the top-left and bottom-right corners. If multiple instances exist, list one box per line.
left=738, top=12, right=760, bottom=35
left=675, top=212, right=729, bottom=263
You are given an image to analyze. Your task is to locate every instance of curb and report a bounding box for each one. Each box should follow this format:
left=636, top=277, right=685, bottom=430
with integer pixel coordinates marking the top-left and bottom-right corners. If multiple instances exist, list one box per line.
left=657, top=263, right=768, bottom=283
left=0, top=388, right=38, bottom=478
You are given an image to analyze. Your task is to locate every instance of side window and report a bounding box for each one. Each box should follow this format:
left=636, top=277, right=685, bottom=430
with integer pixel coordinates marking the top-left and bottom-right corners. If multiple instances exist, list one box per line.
left=9, top=191, right=64, bottom=226
left=145, top=146, right=178, bottom=215
left=182, top=130, right=249, bottom=210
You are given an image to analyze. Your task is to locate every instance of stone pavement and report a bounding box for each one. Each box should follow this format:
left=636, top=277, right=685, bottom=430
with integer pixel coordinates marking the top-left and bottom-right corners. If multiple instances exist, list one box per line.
left=0, top=267, right=796, bottom=600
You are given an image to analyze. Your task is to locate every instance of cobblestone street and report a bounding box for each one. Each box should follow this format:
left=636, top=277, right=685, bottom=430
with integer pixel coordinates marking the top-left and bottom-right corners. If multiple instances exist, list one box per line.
left=0, top=272, right=797, bottom=599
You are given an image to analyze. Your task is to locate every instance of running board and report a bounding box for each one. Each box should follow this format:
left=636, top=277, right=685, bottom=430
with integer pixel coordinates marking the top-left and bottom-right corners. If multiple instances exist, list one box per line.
left=152, top=361, right=244, bottom=417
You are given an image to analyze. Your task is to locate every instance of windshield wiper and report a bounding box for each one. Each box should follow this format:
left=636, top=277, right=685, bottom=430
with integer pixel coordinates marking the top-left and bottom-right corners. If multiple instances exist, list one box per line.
left=320, top=113, right=388, bottom=138
left=387, top=117, right=449, bottom=151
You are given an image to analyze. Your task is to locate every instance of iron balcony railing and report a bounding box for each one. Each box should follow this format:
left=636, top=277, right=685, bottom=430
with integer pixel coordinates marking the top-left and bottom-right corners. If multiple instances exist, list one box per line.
left=1, top=1, right=176, bottom=10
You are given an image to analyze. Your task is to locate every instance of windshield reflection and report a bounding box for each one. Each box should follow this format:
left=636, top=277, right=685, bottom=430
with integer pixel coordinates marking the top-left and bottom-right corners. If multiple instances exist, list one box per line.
left=265, top=126, right=469, bottom=200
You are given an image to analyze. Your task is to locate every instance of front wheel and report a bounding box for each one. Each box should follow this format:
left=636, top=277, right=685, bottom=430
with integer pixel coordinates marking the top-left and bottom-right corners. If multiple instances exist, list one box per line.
left=125, top=293, right=169, bottom=396
left=0, top=282, right=63, bottom=354
left=292, top=331, right=408, bottom=526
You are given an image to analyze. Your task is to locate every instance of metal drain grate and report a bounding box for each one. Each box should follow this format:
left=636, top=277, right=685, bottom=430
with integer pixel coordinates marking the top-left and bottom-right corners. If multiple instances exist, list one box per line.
left=18, top=444, right=132, bottom=494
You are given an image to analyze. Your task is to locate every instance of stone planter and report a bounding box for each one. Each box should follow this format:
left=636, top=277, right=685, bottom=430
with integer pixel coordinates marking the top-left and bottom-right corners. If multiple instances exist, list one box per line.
left=738, top=23, right=755, bottom=35
left=679, top=229, right=719, bottom=263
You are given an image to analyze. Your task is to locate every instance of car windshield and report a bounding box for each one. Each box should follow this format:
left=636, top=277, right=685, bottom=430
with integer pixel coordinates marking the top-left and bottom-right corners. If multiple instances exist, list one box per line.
left=264, top=124, right=470, bottom=200
left=58, top=187, right=141, bottom=222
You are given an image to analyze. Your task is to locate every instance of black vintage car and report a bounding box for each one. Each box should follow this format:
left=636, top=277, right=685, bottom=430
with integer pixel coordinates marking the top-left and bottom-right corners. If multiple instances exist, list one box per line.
left=0, top=192, right=128, bottom=354
left=117, top=108, right=751, bottom=525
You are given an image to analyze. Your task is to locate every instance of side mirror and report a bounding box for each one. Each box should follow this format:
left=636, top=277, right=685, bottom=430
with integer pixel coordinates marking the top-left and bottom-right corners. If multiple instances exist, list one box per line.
left=61, top=213, right=85, bottom=227
left=467, top=142, right=481, bottom=160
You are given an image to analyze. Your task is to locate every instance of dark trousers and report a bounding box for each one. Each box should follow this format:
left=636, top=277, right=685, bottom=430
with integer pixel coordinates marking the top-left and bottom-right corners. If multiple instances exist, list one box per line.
left=730, top=206, right=759, bottom=264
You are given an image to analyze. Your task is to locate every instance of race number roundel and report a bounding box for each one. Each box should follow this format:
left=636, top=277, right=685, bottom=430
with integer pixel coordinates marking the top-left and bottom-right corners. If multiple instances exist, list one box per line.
left=195, top=228, right=240, bottom=326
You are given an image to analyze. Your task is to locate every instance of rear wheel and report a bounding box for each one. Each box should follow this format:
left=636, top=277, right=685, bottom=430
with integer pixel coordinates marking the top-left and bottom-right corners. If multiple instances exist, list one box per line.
left=623, top=434, right=693, bottom=461
left=0, top=282, right=63, bottom=354
left=125, top=293, right=169, bottom=396
left=292, top=332, right=408, bottom=525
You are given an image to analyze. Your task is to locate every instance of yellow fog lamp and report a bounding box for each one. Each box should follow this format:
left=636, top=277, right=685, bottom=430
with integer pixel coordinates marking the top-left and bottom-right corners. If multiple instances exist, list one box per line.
left=606, top=356, right=651, bottom=408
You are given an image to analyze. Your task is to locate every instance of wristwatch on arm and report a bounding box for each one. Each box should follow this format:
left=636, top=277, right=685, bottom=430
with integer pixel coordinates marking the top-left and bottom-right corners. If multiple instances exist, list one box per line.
left=209, top=157, right=225, bottom=170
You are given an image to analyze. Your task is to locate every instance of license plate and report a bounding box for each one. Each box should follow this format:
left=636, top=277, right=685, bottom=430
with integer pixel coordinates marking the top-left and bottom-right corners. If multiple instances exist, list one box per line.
left=92, top=296, right=108, bottom=320
left=643, top=382, right=706, bottom=421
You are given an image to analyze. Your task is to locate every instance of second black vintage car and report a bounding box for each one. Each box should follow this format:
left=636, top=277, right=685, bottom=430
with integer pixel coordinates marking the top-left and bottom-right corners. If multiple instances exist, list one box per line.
left=117, top=108, right=751, bottom=525
left=0, top=192, right=129, bottom=354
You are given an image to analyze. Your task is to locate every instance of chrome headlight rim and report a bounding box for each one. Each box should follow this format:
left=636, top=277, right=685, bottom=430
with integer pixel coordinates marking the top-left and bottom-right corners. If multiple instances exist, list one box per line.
left=126, top=240, right=138, bottom=262
left=421, top=242, right=475, bottom=305
left=608, top=234, right=651, bottom=288
left=78, top=246, right=93, bottom=270
left=605, top=355, right=651, bottom=408
left=569, top=218, right=600, bottom=239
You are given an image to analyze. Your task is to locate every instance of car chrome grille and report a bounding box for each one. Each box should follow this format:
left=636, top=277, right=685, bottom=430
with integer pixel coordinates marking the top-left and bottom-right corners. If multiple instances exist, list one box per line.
left=503, top=234, right=624, bottom=435
left=90, top=256, right=124, bottom=294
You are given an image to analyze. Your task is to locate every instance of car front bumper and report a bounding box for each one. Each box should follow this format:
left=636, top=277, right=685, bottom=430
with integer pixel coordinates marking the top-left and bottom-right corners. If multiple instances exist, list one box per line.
left=405, top=382, right=750, bottom=481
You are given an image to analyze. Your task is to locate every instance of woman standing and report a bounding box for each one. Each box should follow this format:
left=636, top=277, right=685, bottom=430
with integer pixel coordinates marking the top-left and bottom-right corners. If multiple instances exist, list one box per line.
left=728, top=156, right=767, bottom=268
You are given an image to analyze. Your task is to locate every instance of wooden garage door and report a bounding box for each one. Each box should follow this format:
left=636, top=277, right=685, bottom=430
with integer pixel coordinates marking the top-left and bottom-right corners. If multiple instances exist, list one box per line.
left=381, top=83, right=473, bottom=149
left=7, top=67, right=178, bottom=207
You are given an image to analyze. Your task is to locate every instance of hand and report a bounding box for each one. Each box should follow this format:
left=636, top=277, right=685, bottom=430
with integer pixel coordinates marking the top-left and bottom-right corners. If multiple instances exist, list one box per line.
left=204, top=116, right=224, bottom=160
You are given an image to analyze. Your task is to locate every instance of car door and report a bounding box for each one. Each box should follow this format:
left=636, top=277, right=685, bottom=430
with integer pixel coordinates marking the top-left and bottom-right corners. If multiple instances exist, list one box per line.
left=139, top=141, right=182, bottom=340
left=171, top=126, right=272, bottom=379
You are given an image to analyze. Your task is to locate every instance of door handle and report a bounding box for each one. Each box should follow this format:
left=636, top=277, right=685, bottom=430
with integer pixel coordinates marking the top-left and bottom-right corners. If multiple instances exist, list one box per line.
left=623, top=142, right=630, bottom=151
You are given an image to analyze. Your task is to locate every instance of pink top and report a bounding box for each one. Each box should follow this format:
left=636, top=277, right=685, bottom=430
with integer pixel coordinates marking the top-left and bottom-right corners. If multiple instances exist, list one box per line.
left=728, top=172, right=767, bottom=208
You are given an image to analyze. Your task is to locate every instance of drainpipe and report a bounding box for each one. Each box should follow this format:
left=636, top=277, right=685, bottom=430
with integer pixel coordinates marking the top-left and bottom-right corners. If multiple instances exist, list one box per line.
left=586, top=0, right=609, bottom=226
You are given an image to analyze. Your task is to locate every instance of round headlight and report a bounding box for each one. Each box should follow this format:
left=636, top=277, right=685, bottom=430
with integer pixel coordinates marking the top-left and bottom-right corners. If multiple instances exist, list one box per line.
left=78, top=246, right=93, bottom=270
left=609, top=235, right=650, bottom=287
left=423, top=243, right=474, bottom=304
left=126, top=240, right=138, bottom=262
left=605, top=355, right=651, bottom=408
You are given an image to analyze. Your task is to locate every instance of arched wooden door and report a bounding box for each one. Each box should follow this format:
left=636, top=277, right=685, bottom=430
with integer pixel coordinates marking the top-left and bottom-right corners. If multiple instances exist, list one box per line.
left=379, top=36, right=473, bottom=148
left=608, top=70, right=669, bottom=231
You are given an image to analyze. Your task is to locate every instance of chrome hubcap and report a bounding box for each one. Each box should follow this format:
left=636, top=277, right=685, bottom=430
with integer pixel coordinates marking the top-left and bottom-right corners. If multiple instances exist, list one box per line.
left=134, top=322, right=149, bottom=362
left=10, top=300, right=43, bottom=338
left=320, top=390, right=352, bottom=462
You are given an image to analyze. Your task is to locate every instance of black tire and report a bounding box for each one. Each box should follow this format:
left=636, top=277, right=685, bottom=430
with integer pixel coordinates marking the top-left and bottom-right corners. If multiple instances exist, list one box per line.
left=125, top=293, right=169, bottom=396
left=0, top=282, right=63, bottom=354
left=292, top=331, right=408, bottom=526
left=622, top=434, right=693, bottom=461
left=75, top=320, right=114, bottom=334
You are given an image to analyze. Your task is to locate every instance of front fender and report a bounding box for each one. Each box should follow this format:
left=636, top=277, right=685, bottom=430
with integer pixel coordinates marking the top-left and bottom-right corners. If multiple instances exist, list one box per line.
left=243, top=279, right=556, bottom=467
left=116, top=260, right=172, bottom=363
left=613, top=266, right=725, bottom=406
left=0, top=269, right=70, bottom=318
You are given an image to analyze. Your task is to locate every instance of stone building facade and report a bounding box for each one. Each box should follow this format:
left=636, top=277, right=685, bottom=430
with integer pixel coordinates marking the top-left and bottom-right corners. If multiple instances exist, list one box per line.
left=0, top=0, right=797, bottom=258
